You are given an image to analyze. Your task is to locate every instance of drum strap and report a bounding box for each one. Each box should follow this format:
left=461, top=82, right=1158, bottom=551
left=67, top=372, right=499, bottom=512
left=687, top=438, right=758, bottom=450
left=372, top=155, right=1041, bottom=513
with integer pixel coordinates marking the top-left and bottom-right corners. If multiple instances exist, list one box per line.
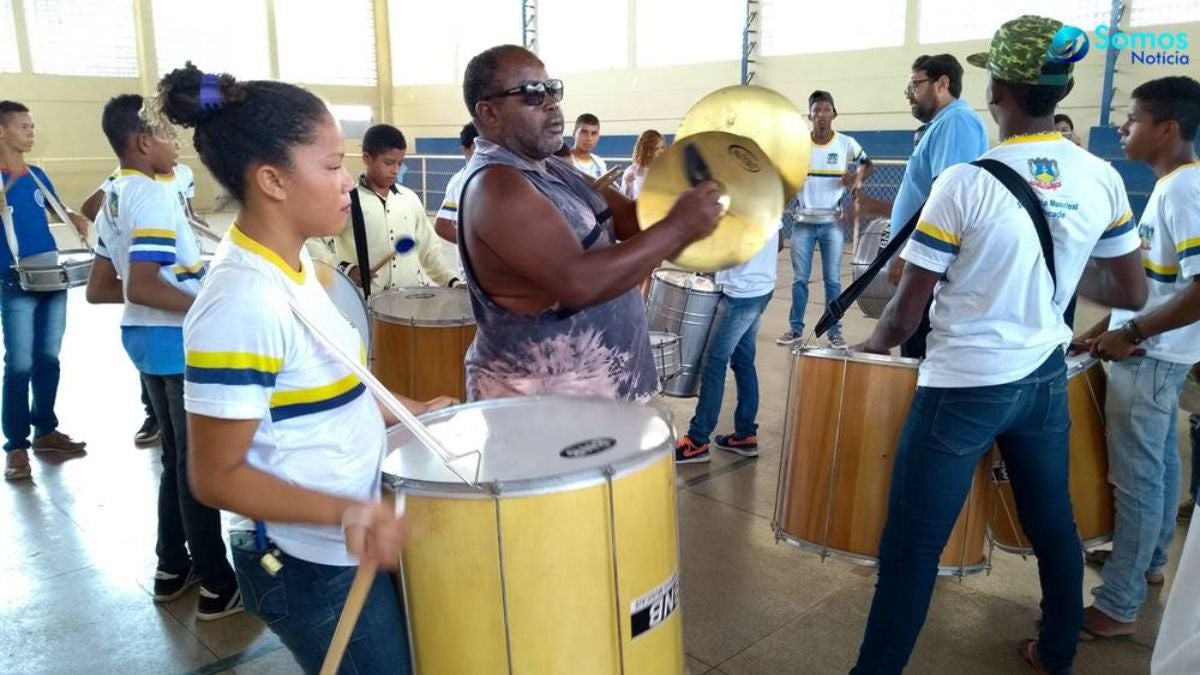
left=816, top=158, right=1077, bottom=337
left=815, top=199, right=925, bottom=336
left=27, top=168, right=91, bottom=252
left=0, top=172, right=18, bottom=260
left=971, top=159, right=1076, bottom=327
left=347, top=188, right=373, bottom=298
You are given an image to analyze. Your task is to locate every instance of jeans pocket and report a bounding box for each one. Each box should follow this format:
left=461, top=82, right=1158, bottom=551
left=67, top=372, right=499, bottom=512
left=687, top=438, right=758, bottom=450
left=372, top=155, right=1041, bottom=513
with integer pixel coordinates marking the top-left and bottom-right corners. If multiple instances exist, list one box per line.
left=929, top=388, right=1019, bottom=456
left=232, top=548, right=289, bottom=626
left=1042, top=378, right=1070, bottom=434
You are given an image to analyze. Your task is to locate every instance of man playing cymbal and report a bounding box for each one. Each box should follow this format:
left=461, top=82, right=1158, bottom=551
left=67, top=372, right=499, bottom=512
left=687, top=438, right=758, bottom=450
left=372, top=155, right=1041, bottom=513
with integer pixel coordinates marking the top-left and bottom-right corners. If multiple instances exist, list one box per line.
left=456, top=45, right=721, bottom=401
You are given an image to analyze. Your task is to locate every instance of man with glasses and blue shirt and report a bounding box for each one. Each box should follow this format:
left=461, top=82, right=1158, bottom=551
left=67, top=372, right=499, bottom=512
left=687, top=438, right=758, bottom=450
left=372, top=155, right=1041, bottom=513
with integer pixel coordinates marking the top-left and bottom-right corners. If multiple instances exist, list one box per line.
left=884, top=54, right=989, bottom=358
left=455, top=45, right=722, bottom=402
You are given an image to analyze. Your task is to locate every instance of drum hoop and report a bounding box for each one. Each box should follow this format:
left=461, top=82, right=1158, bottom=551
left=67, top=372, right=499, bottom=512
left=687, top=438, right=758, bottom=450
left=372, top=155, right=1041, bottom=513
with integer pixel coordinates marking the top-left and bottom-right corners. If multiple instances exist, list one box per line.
left=794, top=346, right=920, bottom=369
left=382, top=398, right=673, bottom=496
left=16, top=248, right=93, bottom=270
left=650, top=268, right=720, bottom=295
left=1066, top=353, right=1098, bottom=378
left=368, top=288, right=475, bottom=327
left=649, top=331, right=681, bottom=347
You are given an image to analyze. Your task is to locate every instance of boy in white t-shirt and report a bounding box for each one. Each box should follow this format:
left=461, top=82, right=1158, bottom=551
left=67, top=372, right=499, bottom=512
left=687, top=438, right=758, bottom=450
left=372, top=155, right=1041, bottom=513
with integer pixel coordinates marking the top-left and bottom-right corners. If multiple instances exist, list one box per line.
left=85, top=94, right=241, bottom=620
left=1072, top=76, right=1200, bottom=640
left=433, top=122, right=479, bottom=277
left=675, top=228, right=779, bottom=464
left=777, top=90, right=871, bottom=348
left=849, top=16, right=1147, bottom=674
left=569, top=113, right=607, bottom=179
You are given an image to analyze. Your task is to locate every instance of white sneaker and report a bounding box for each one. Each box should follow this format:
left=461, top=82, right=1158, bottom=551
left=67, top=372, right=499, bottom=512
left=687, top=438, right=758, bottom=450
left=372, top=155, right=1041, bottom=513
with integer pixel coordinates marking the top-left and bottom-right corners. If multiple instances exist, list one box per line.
left=827, top=333, right=848, bottom=349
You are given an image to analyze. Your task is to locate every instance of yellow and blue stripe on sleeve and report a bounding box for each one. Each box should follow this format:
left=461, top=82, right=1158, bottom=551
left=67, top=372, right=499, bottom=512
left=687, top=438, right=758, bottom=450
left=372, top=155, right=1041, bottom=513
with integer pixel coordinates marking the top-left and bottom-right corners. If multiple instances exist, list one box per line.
left=130, top=228, right=177, bottom=265
left=268, top=374, right=366, bottom=422
left=1100, top=211, right=1134, bottom=240
left=912, top=221, right=961, bottom=255
left=185, top=351, right=282, bottom=387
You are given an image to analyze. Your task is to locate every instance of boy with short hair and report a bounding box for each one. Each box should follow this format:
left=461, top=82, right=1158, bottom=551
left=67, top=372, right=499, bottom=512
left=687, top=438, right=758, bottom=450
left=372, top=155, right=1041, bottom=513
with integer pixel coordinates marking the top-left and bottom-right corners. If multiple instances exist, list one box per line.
left=86, top=94, right=241, bottom=620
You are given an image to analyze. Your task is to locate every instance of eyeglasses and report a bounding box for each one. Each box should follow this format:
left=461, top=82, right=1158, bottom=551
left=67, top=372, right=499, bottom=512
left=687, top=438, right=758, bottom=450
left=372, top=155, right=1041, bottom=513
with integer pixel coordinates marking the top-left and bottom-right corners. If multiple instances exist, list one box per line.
left=482, top=79, right=564, bottom=106
left=905, top=78, right=932, bottom=95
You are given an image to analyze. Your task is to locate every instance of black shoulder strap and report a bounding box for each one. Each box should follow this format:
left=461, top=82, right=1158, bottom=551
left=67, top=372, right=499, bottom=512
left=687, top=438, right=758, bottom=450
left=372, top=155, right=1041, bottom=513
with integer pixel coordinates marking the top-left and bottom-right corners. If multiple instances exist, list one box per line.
left=971, top=159, right=1055, bottom=288
left=347, top=188, right=372, bottom=297
left=814, top=199, right=925, bottom=336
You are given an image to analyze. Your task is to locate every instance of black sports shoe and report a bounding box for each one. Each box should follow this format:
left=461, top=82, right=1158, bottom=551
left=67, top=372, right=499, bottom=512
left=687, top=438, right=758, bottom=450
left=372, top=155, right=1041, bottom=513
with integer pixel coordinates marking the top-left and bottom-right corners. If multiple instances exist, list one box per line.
left=197, top=583, right=243, bottom=621
left=713, top=433, right=759, bottom=457
left=134, top=417, right=160, bottom=447
left=153, top=566, right=197, bottom=603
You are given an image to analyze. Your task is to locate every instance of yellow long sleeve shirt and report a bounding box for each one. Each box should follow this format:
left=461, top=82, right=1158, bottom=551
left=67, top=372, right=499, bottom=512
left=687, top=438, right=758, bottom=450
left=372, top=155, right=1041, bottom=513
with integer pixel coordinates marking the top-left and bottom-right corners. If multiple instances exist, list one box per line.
left=332, top=180, right=458, bottom=293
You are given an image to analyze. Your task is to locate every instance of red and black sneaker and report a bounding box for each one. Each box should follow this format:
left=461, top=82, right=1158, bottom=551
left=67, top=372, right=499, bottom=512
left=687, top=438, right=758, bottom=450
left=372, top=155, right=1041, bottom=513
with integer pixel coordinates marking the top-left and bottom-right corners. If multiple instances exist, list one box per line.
left=713, top=433, right=759, bottom=457
left=674, top=436, right=710, bottom=464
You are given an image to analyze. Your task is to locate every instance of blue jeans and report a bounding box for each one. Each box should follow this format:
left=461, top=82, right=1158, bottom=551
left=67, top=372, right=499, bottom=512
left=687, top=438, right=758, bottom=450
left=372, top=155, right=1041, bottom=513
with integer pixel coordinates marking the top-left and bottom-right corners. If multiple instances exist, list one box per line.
left=0, top=277, right=67, bottom=451
left=232, top=532, right=412, bottom=675
left=1092, top=357, right=1190, bottom=623
left=687, top=292, right=772, bottom=444
left=853, top=351, right=1081, bottom=675
left=788, top=222, right=843, bottom=335
left=1189, top=414, right=1199, bottom=502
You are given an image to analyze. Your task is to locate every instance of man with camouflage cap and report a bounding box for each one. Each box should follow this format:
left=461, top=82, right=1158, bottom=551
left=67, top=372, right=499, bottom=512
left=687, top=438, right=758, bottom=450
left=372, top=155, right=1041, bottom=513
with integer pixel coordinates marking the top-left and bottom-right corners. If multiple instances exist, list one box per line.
left=850, top=15, right=1146, bottom=674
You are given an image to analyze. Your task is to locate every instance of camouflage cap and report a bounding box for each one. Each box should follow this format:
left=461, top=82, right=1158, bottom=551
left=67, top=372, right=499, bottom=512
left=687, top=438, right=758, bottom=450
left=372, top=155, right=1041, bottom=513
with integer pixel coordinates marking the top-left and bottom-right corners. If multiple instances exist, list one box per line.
left=967, top=15, right=1072, bottom=86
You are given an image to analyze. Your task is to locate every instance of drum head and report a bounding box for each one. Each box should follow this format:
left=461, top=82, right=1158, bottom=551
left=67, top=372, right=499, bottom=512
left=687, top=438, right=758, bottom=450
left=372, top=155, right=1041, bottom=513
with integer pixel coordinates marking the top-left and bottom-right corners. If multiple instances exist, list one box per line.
left=313, top=260, right=370, bottom=348
left=382, top=397, right=673, bottom=495
left=368, top=287, right=475, bottom=326
left=651, top=268, right=719, bottom=293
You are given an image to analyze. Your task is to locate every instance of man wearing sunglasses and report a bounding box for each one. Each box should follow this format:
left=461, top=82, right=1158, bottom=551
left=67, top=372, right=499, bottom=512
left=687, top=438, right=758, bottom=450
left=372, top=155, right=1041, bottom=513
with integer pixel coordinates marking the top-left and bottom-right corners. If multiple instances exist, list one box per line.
left=455, top=45, right=723, bottom=403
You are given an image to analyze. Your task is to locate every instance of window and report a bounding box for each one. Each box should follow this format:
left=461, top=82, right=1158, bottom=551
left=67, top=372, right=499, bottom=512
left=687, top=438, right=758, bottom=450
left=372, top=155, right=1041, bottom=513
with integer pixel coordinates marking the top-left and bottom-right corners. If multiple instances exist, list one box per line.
left=25, top=0, right=138, bottom=77
left=538, top=0, right=627, bottom=73
left=0, top=1, right=20, bottom=73
left=277, top=0, right=377, bottom=85
left=636, top=0, right=742, bottom=67
left=919, top=0, right=1112, bottom=43
left=1132, top=0, right=1200, bottom=27
left=762, top=0, right=905, bottom=56
left=390, top=0, right=521, bottom=86
left=152, top=0, right=270, bottom=79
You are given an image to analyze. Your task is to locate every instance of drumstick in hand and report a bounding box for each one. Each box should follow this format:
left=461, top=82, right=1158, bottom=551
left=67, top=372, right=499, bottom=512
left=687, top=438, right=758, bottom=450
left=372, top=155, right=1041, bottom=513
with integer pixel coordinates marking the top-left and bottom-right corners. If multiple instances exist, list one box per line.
left=367, top=236, right=417, bottom=276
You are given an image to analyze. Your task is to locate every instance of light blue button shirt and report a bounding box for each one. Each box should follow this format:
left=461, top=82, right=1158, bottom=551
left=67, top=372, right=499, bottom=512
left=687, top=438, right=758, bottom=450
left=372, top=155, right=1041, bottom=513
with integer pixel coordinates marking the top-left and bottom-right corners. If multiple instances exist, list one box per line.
left=889, top=98, right=989, bottom=237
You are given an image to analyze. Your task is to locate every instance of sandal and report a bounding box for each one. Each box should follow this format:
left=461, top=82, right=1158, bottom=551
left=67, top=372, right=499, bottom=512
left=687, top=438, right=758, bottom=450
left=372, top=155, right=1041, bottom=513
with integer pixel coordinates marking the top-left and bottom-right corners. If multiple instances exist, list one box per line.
left=1020, top=639, right=1049, bottom=673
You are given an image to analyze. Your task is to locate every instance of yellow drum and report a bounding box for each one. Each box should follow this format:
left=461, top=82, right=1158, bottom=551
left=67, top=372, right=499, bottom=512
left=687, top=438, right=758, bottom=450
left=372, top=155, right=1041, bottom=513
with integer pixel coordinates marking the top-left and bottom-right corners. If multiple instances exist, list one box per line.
left=382, top=397, right=683, bottom=675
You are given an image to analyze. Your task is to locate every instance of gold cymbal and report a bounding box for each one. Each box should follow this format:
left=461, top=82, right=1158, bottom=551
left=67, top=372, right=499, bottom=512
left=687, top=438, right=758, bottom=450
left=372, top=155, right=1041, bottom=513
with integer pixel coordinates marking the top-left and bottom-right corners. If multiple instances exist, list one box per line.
left=675, top=85, right=812, bottom=200
left=637, top=131, right=783, bottom=272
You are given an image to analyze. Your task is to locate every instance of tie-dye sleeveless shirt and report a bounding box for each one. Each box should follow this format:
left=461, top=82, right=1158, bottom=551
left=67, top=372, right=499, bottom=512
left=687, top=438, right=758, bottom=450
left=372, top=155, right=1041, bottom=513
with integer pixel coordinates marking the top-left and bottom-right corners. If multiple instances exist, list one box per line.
left=456, top=138, right=658, bottom=402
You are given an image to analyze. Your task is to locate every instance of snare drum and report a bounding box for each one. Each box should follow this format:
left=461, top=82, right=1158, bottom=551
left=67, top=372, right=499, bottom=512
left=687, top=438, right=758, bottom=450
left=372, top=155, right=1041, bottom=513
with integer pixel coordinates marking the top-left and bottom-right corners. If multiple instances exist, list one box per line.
left=15, top=249, right=94, bottom=292
left=773, top=348, right=992, bottom=575
left=313, top=260, right=370, bottom=352
left=649, top=331, right=682, bottom=382
left=383, top=397, right=683, bottom=675
left=645, top=269, right=720, bottom=397
left=849, top=218, right=895, bottom=319
left=988, top=355, right=1112, bottom=554
left=369, top=287, right=475, bottom=401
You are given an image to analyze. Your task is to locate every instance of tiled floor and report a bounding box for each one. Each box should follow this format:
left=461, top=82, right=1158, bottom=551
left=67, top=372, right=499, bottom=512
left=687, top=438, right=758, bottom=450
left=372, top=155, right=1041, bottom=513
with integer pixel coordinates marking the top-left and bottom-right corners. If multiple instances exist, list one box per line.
left=0, top=226, right=1186, bottom=674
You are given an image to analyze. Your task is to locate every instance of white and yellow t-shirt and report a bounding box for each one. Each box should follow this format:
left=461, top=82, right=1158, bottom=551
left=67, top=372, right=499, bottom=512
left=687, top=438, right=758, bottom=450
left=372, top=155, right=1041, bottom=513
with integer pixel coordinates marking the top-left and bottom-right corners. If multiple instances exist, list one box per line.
left=902, top=132, right=1139, bottom=388
left=183, top=226, right=385, bottom=566
left=95, top=169, right=205, bottom=329
left=571, top=153, right=607, bottom=180
left=797, top=132, right=867, bottom=222
left=1110, top=163, right=1200, bottom=364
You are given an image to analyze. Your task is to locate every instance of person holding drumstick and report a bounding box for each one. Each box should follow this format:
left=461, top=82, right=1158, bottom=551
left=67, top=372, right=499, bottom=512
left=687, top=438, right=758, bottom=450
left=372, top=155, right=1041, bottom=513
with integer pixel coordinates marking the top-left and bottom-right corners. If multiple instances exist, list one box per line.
left=150, top=63, right=454, bottom=672
left=456, top=45, right=722, bottom=402
left=0, top=100, right=90, bottom=481
left=1072, top=76, right=1200, bottom=641
left=332, top=123, right=461, bottom=293
left=85, top=93, right=241, bottom=619
left=849, top=16, right=1147, bottom=673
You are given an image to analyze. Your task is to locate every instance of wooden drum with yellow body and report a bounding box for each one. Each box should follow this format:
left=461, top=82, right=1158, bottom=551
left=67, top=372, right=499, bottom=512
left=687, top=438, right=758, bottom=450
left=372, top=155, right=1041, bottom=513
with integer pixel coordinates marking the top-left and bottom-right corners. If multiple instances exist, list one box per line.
left=382, top=397, right=683, bottom=675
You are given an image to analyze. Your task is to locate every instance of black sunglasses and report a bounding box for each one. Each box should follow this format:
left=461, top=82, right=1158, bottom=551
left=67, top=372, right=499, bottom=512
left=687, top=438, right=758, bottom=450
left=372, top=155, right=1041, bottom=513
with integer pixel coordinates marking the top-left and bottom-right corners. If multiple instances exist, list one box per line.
left=482, top=79, right=564, bottom=106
